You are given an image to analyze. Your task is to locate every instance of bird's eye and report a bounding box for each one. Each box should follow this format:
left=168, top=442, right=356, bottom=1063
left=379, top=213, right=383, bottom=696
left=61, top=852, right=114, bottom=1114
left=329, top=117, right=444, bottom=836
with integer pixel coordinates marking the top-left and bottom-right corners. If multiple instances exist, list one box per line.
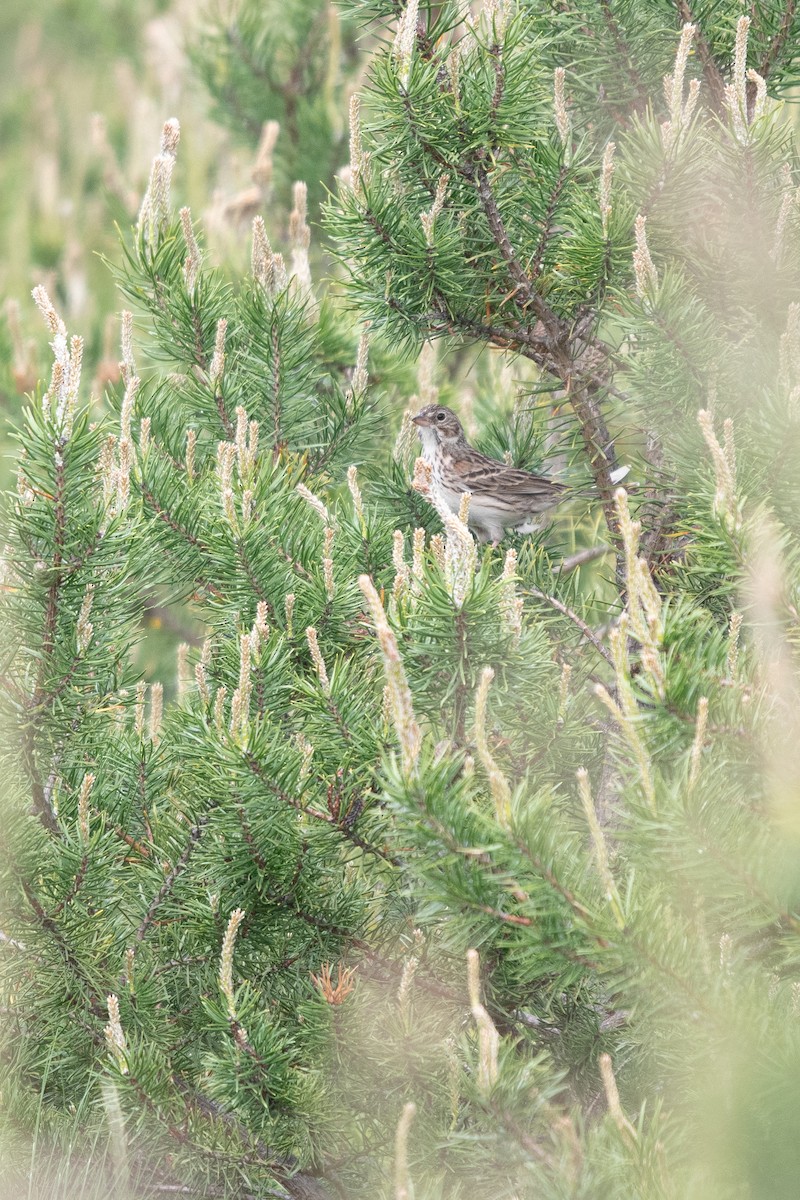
left=436, top=412, right=446, bottom=422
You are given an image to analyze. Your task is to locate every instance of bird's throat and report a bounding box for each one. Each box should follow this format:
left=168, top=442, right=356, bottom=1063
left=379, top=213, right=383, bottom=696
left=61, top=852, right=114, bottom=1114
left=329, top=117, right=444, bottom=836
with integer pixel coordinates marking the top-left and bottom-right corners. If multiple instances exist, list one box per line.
left=417, top=426, right=440, bottom=458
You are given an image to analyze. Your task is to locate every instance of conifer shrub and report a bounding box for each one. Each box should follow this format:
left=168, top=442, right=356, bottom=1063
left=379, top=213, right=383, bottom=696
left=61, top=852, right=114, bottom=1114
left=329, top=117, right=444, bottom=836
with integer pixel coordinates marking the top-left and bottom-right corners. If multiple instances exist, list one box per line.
left=3, top=3, right=800, bottom=1198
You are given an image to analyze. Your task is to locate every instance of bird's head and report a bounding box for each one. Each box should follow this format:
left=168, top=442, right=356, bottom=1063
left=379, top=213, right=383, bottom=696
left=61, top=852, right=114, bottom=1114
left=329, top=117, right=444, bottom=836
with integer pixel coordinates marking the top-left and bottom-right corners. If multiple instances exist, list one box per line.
left=412, top=404, right=464, bottom=450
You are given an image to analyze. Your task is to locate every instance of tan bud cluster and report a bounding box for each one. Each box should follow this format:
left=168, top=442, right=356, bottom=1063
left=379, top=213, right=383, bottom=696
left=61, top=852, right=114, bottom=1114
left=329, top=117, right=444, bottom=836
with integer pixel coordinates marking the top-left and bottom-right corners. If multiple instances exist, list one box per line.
left=31, top=284, right=65, bottom=337
left=726, top=611, right=743, bottom=677
left=230, top=632, right=253, bottom=737
left=448, top=44, right=461, bottom=109
left=104, top=994, right=128, bottom=1074
left=553, top=67, right=571, bottom=149
left=113, top=415, right=132, bottom=500
left=724, top=16, right=751, bottom=141
left=393, top=0, right=420, bottom=88
left=209, top=319, right=227, bottom=389
left=180, top=206, right=201, bottom=294
left=771, top=166, right=799, bottom=264
left=633, top=214, right=659, bottom=299
left=32, top=285, right=82, bottom=438
left=217, top=441, right=237, bottom=527
left=411, top=528, right=426, bottom=597
left=118, top=372, right=138, bottom=444
left=295, top=482, right=330, bottom=524
left=347, top=465, right=367, bottom=535
left=251, top=215, right=275, bottom=293
left=393, top=410, right=418, bottom=465
left=98, top=435, right=117, bottom=510
left=289, top=181, right=314, bottom=302
left=214, top=685, right=227, bottom=733
left=443, top=512, right=477, bottom=610
left=500, top=549, right=523, bottom=646
left=124, top=947, right=135, bottom=992
left=392, top=530, right=411, bottom=604
left=109, top=311, right=142, bottom=514
left=430, top=533, right=446, bottom=572
left=306, top=626, right=330, bottom=692
left=76, top=584, right=95, bottom=654
left=134, top=680, right=146, bottom=738
left=661, top=24, right=698, bottom=151
left=195, top=638, right=212, bottom=705
left=358, top=575, right=422, bottom=778
left=252, top=120, right=280, bottom=193
left=234, top=405, right=259, bottom=481
left=746, top=69, right=767, bottom=121
left=558, top=661, right=572, bottom=722
left=595, top=676, right=657, bottom=814
left=420, top=175, right=448, bottom=245
left=779, top=303, right=800, bottom=385
left=323, top=526, right=335, bottom=601
left=120, top=310, right=134, bottom=386
left=599, top=142, right=616, bottom=237
left=176, top=642, right=190, bottom=703
left=285, top=592, right=296, bottom=639
left=149, top=682, right=164, bottom=743
left=252, top=601, right=270, bottom=648
left=697, top=409, right=740, bottom=529
left=78, top=772, right=95, bottom=843
left=349, top=93, right=363, bottom=187
left=474, top=667, right=512, bottom=826
left=466, top=948, right=499, bottom=1093
left=577, top=768, right=624, bottom=926
left=137, top=118, right=181, bottom=245
left=616, top=488, right=665, bottom=697
left=688, top=696, right=709, bottom=793
left=351, top=326, right=370, bottom=395
left=411, top=458, right=476, bottom=607
left=482, top=0, right=513, bottom=41
left=296, top=732, right=314, bottom=783
left=457, top=491, right=471, bottom=527
left=219, top=908, right=246, bottom=1022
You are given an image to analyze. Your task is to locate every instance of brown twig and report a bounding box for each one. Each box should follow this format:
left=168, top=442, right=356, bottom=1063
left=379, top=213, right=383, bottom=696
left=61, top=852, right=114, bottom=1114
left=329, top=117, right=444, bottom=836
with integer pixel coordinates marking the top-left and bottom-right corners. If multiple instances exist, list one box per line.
left=759, top=0, right=797, bottom=79
left=135, top=808, right=217, bottom=943
left=524, top=586, right=614, bottom=667
left=560, top=545, right=613, bottom=572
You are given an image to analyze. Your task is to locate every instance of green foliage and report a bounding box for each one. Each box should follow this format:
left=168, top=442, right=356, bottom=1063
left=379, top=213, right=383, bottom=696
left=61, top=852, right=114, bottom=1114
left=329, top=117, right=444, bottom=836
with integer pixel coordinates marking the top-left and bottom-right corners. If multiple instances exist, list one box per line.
left=193, top=0, right=362, bottom=209
left=4, top=2, right=800, bottom=1199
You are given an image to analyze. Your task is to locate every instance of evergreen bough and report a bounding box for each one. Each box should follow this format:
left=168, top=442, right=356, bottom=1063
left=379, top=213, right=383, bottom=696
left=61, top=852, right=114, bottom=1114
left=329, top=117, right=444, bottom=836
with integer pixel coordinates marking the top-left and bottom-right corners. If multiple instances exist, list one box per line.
left=3, top=2, right=800, bottom=1198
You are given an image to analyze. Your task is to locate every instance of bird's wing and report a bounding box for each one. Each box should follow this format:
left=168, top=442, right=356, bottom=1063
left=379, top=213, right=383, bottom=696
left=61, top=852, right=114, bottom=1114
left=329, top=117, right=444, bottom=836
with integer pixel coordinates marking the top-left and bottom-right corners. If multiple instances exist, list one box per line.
left=450, top=451, right=568, bottom=507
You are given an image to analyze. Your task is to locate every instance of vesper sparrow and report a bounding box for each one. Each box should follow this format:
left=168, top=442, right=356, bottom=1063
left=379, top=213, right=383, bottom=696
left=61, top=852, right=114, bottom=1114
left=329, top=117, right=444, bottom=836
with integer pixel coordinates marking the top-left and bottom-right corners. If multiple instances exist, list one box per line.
left=413, top=404, right=627, bottom=543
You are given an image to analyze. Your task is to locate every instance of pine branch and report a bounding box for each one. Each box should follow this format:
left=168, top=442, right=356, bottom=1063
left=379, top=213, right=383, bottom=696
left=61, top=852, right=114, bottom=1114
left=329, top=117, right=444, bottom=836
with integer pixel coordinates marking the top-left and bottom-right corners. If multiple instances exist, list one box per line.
left=524, top=586, right=614, bottom=666
left=135, top=806, right=218, bottom=943
left=759, top=0, right=797, bottom=78
left=597, top=0, right=650, bottom=115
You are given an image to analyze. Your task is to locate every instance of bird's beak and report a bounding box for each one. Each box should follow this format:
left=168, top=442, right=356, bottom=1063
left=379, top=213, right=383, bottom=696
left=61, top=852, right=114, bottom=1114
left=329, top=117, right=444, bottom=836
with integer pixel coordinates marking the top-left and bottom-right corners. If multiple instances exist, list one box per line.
left=412, top=413, right=431, bottom=428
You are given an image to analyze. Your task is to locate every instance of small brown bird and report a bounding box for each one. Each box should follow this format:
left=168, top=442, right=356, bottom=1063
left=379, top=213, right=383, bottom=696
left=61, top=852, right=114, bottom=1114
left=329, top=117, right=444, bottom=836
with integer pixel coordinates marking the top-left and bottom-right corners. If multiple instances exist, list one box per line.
left=413, top=404, right=627, bottom=543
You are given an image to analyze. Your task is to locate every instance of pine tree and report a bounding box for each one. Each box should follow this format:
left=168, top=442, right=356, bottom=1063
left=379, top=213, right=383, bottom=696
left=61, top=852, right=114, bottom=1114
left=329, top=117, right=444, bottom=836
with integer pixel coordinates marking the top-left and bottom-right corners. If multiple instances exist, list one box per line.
left=3, top=3, right=800, bottom=1199
left=193, top=0, right=363, bottom=209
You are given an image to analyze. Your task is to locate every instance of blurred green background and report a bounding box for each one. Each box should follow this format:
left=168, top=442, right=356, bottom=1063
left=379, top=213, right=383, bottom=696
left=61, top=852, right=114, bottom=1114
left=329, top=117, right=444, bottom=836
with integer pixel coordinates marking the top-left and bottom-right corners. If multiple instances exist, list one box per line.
left=0, top=0, right=361, bottom=441
left=0, top=0, right=363, bottom=685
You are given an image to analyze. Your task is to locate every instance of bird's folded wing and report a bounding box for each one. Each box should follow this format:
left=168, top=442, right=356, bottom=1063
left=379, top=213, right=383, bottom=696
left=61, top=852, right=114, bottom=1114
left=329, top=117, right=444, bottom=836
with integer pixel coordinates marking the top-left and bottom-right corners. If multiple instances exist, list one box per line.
left=451, top=455, right=567, bottom=503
